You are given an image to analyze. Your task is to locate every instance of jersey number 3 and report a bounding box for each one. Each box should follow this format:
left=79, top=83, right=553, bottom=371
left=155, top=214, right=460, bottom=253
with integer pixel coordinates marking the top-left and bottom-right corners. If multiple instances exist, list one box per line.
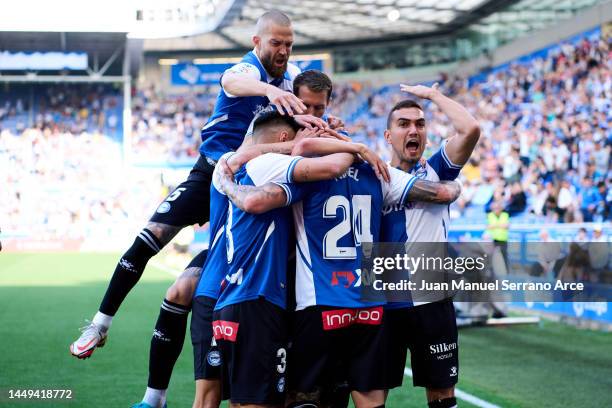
left=323, top=195, right=373, bottom=259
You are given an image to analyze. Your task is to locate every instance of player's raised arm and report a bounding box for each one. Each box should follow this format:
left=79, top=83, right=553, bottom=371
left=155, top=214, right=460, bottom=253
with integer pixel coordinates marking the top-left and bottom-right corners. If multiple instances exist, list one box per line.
left=400, top=83, right=480, bottom=165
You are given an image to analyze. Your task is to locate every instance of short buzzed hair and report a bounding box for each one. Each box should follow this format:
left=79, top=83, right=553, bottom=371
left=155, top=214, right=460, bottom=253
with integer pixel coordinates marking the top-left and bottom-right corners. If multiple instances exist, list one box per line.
left=293, top=70, right=333, bottom=101
left=255, top=10, right=292, bottom=35
left=386, top=99, right=423, bottom=128
left=252, top=110, right=300, bottom=138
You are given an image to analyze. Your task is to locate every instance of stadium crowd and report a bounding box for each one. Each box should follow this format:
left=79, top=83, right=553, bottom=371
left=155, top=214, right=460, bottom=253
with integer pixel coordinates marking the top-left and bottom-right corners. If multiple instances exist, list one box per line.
left=346, top=35, right=611, bottom=223
left=0, top=84, right=123, bottom=137
left=0, top=126, right=162, bottom=242
left=1, top=33, right=610, bottom=244
left=131, top=85, right=216, bottom=162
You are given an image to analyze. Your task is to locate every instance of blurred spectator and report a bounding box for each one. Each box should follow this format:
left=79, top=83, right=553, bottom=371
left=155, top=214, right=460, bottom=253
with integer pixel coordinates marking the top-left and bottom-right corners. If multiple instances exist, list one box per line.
left=535, top=229, right=563, bottom=279
left=505, top=182, right=527, bottom=216
left=579, top=178, right=603, bottom=222
left=487, top=201, right=510, bottom=267
left=588, top=225, right=609, bottom=282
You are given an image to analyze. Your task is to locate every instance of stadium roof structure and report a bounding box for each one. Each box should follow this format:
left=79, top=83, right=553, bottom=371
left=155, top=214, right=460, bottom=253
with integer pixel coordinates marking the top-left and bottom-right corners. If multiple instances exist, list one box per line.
left=0, top=32, right=143, bottom=82
left=144, top=0, right=606, bottom=53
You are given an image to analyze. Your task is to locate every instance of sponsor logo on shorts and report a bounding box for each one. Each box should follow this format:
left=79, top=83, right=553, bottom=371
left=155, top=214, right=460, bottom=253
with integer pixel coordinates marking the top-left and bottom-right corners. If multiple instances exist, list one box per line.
left=450, top=366, right=458, bottom=377
left=207, top=350, right=221, bottom=366
left=429, top=342, right=457, bottom=354
left=277, top=376, right=285, bottom=393
left=322, top=307, right=383, bottom=330
left=212, top=320, right=239, bottom=342
left=430, top=342, right=457, bottom=360
left=156, top=202, right=171, bottom=214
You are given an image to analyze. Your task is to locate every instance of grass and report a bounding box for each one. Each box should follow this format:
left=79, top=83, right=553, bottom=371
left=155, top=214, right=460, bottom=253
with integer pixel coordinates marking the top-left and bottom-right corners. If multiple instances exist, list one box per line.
left=1, top=253, right=611, bottom=407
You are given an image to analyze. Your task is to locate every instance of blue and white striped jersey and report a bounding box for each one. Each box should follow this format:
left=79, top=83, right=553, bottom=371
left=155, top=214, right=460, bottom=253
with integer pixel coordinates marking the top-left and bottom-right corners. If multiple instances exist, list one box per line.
left=212, top=153, right=303, bottom=310
left=194, top=151, right=234, bottom=300
left=381, top=142, right=463, bottom=309
left=284, top=163, right=417, bottom=310
left=199, top=51, right=301, bottom=162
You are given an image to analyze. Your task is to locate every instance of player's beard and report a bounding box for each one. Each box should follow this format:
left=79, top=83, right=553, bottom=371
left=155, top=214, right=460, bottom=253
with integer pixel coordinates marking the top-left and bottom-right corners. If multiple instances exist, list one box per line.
left=261, top=52, right=288, bottom=78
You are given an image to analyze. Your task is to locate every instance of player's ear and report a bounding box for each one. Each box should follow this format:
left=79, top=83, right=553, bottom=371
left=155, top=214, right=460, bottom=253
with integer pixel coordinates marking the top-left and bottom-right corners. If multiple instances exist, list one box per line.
left=383, top=129, right=392, bottom=144
left=279, top=130, right=289, bottom=142
left=252, top=35, right=261, bottom=49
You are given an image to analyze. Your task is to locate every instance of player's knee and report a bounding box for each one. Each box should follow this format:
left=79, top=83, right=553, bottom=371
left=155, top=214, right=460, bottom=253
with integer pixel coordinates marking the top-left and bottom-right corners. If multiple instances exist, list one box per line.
left=167, top=267, right=200, bottom=305
left=193, top=380, right=221, bottom=408
left=165, top=281, right=192, bottom=306
left=146, top=222, right=181, bottom=247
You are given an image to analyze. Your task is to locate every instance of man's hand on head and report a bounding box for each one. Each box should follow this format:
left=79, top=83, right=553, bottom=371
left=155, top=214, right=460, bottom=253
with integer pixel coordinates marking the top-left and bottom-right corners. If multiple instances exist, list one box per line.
left=295, top=127, right=326, bottom=142
left=294, top=114, right=328, bottom=130
left=265, top=87, right=306, bottom=116
left=357, top=144, right=390, bottom=183
left=319, top=128, right=351, bottom=142
left=326, top=114, right=345, bottom=130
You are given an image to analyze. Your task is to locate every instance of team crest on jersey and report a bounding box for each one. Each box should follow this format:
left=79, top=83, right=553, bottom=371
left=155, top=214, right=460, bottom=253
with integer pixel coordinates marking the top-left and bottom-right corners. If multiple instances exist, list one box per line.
left=156, top=202, right=171, bottom=214
left=277, top=377, right=285, bottom=392
left=207, top=350, right=221, bottom=367
left=412, top=162, right=428, bottom=179
left=450, top=366, right=458, bottom=377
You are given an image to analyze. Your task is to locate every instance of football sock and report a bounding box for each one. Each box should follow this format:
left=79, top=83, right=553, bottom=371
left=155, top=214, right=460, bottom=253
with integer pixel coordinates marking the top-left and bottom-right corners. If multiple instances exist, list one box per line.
left=91, top=311, right=112, bottom=331
left=99, top=229, right=162, bottom=316
left=142, top=387, right=166, bottom=408
left=147, top=299, right=190, bottom=390
left=428, top=397, right=457, bottom=408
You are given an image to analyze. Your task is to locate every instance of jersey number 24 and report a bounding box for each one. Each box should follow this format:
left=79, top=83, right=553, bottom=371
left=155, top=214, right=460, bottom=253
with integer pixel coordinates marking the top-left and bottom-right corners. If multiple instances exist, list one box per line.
left=323, top=195, right=373, bottom=260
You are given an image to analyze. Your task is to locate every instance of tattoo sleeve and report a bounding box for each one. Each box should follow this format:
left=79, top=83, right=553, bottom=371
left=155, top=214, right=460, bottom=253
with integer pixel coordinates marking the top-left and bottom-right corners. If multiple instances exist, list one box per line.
left=407, top=180, right=461, bottom=204
left=221, top=176, right=287, bottom=214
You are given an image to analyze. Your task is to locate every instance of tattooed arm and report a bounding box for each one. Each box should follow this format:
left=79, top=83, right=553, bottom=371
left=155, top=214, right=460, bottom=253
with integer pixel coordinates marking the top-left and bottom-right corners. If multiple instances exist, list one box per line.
left=406, top=180, right=462, bottom=204
left=217, top=159, right=288, bottom=214
left=292, top=138, right=389, bottom=182
left=217, top=151, right=357, bottom=213
left=226, top=127, right=338, bottom=173
left=292, top=152, right=355, bottom=182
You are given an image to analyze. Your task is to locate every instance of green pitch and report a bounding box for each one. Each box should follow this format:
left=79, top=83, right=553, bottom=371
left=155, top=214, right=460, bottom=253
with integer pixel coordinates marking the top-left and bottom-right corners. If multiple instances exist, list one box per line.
left=1, top=253, right=610, bottom=407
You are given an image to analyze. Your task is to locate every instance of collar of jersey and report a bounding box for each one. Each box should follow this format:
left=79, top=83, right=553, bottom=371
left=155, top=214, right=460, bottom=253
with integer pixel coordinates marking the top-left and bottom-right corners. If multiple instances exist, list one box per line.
left=392, top=162, right=421, bottom=174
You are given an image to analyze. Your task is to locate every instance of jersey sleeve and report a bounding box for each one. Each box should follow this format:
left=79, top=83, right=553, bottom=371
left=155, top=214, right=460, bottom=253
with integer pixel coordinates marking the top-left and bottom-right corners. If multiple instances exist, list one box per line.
left=382, top=165, right=418, bottom=206
left=211, top=151, right=237, bottom=195
left=222, top=62, right=261, bottom=98
left=426, top=140, right=463, bottom=181
left=271, top=181, right=310, bottom=206
left=245, top=153, right=304, bottom=186
left=286, top=62, right=302, bottom=80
